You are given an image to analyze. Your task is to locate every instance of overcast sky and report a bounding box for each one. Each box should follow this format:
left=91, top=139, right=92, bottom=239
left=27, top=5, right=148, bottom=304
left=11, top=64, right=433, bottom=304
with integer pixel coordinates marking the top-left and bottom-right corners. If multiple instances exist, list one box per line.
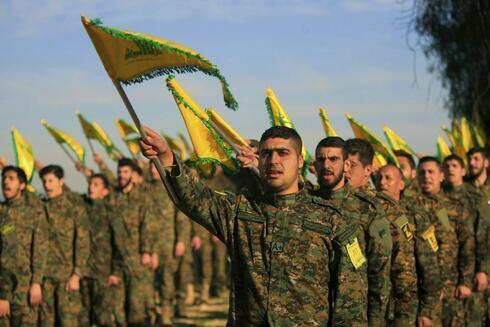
left=0, top=0, right=450, bottom=193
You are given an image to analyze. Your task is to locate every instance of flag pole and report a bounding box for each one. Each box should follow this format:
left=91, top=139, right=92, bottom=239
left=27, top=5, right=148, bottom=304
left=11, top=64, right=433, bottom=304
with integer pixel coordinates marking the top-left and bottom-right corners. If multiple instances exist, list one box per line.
left=58, top=143, right=78, bottom=166
left=112, top=79, right=180, bottom=203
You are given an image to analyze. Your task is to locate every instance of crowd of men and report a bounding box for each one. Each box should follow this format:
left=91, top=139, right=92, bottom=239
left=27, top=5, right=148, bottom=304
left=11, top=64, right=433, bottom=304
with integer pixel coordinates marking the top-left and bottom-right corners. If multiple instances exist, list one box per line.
left=0, top=125, right=489, bottom=327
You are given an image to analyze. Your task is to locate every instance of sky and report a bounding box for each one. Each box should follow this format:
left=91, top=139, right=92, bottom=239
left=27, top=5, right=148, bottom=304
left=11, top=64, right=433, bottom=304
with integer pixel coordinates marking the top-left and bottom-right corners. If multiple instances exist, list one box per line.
left=0, top=0, right=450, bottom=193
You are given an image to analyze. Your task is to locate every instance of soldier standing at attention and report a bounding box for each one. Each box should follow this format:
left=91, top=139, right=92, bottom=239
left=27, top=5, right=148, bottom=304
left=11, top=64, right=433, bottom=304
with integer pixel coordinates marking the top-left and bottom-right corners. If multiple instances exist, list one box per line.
left=416, top=156, right=475, bottom=326
left=39, top=165, right=90, bottom=327
left=0, top=166, right=48, bottom=326
left=140, top=126, right=356, bottom=325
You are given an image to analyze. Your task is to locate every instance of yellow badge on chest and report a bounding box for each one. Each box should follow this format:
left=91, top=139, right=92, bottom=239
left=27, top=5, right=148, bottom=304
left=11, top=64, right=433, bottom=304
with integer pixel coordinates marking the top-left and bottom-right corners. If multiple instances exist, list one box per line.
left=422, top=225, right=439, bottom=252
left=0, top=224, right=15, bottom=236
left=346, top=237, right=366, bottom=269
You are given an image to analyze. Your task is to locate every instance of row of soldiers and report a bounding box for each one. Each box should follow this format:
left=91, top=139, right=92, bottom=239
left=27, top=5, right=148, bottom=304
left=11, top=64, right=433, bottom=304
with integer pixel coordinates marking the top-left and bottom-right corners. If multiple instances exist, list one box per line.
left=0, top=149, right=238, bottom=326
left=1, top=124, right=489, bottom=326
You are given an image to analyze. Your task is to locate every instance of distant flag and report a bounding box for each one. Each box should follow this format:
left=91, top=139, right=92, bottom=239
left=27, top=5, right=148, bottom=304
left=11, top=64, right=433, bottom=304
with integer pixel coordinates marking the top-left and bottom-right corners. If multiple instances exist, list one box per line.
left=163, top=133, right=187, bottom=161
left=178, top=132, right=196, bottom=160
left=319, top=108, right=337, bottom=137
left=459, top=117, right=473, bottom=151
left=472, top=113, right=487, bottom=147
left=81, top=16, right=238, bottom=110
left=207, top=108, right=249, bottom=147
left=11, top=127, right=35, bottom=187
left=77, top=111, right=99, bottom=140
left=441, top=125, right=466, bottom=160
left=77, top=112, right=121, bottom=160
left=345, top=114, right=399, bottom=167
left=374, top=152, right=388, bottom=168
left=451, top=118, right=461, bottom=141
left=265, top=87, right=312, bottom=175
left=166, top=75, right=239, bottom=173
left=436, top=135, right=452, bottom=162
left=41, top=119, right=86, bottom=164
left=115, top=118, right=141, bottom=155
left=383, top=126, right=417, bottom=156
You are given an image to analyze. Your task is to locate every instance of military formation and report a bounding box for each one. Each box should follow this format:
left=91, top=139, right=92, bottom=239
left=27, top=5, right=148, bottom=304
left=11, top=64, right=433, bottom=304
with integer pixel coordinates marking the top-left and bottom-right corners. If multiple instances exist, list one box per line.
left=0, top=125, right=489, bottom=326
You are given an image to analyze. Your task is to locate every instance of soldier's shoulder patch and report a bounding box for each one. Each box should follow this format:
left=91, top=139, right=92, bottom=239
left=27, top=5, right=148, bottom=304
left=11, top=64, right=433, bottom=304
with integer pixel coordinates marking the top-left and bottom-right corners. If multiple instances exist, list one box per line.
left=435, top=207, right=450, bottom=229
left=393, top=215, right=413, bottom=241
left=0, top=223, right=15, bottom=236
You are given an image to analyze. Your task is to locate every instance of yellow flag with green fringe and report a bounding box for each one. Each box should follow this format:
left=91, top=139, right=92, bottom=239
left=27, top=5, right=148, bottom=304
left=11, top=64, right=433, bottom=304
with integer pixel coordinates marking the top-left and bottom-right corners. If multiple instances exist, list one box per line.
left=166, top=75, right=239, bottom=173
left=319, top=108, right=337, bottom=137
left=77, top=111, right=99, bottom=139
left=115, top=118, right=141, bottom=155
left=374, top=152, right=388, bottom=168
left=81, top=15, right=238, bottom=110
left=41, top=119, right=86, bottom=164
left=345, top=114, right=399, bottom=167
left=452, top=118, right=461, bottom=141
left=207, top=108, right=249, bottom=147
left=11, top=127, right=35, bottom=184
left=383, top=126, right=416, bottom=156
left=437, top=135, right=452, bottom=162
left=163, top=133, right=187, bottom=161
left=92, top=121, right=121, bottom=160
left=472, top=114, right=487, bottom=147
left=459, top=117, right=473, bottom=151
left=265, top=87, right=312, bottom=174
left=441, top=125, right=466, bottom=160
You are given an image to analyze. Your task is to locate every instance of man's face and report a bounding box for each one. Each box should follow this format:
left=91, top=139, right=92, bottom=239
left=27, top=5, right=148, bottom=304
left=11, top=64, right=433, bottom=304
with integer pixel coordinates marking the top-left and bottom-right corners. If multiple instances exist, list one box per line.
left=345, top=153, right=372, bottom=189
left=397, top=156, right=416, bottom=181
left=314, top=147, right=348, bottom=190
left=42, top=173, right=64, bottom=199
left=88, top=177, right=109, bottom=200
left=418, top=161, right=443, bottom=194
left=468, top=152, right=488, bottom=178
left=118, top=166, right=133, bottom=188
left=258, top=137, right=303, bottom=195
left=443, top=159, right=465, bottom=186
left=2, top=171, right=25, bottom=200
left=376, top=166, right=405, bottom=201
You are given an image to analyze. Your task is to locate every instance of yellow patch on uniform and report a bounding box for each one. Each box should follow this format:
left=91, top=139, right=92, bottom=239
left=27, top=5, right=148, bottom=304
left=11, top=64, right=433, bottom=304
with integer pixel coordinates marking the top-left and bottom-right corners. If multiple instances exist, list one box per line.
left=346, top=237, right=366, bottom=269
left=213, top=190, right=228, bottom=196
left=422, top=225, right=439, bottom=252
left=0, top=224, right=15, bottom=236
left=436, top=208, right=450, bottom=229
left=394, top=216, right=413, bottom=241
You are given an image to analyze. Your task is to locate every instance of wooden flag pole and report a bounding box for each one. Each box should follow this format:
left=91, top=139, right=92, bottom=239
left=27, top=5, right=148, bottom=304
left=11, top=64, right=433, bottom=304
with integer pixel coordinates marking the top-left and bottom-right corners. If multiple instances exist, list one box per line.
left=112, top=80, right=180, bottom=203
left=59, top=143, right=78, bottom=166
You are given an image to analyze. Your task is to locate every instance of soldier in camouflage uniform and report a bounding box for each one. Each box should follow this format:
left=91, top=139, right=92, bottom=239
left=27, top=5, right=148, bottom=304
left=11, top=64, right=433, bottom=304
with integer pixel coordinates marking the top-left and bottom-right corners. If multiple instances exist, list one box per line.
left=79, top=173, right=127, bottom=327
left=394, top=150, right=420, bottom=198
left=140, top=125, right=361, bottom=325
left=0, top=166, right=48, bottom=326
left=38, top=165, right=90, bottom=326
left=111, top=158, right=159, bottom=326
left=416, top=156, right=475, bottom=326
left=174, top=209, right=195, bottom=314
left=311, top=137, right=392, bottom=326
left=464, top=148, right=490, bottom=326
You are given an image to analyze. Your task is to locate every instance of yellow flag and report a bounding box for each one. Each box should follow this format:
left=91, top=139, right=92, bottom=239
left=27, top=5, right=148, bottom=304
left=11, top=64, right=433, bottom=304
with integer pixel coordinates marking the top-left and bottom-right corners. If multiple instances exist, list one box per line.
left=207, top=109, right=249, bottom=147
left=441, top=125, right=466, bottom=159
left=436, top=135, right=452, bottom=162
left=166, top=76, right=239, bottom=173
left=383, top=126, right=416, bottom=156
left=11, top=127, right=35, bottom=184
left=92, top=121, right=121, bottom=160
left=115, top=118, right=141, bottom=155
left=346, top=114, right=399, bottom=167
left=76, top=111, right=99, bottom=139
left=472, top=113, right=487, bottom=147
left=81, top=16, right=238, bottom=110
left=163, top=134, right=187, bottom=161
left=459, top=117, right=473, bottom=151
left=451, top=118, right=461, bottom=141
left=265, top=87, right=312, bottom=172
left=319, top=108, right=337, bottom=137
left=178, top=132, right=196, bottom=160
left=41, top=119, right=86, bottom=164
left=373, top=152, right=388, bottom=169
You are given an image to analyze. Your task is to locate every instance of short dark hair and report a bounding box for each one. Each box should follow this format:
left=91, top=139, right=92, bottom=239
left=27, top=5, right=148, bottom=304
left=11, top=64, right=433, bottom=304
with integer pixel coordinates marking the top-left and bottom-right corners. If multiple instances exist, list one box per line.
left=315, top=136, right=347, bottom=159
left=89, top=173, right=110, bottom=189
left=467, top=147, right=488, bottom=158
left=2, top=166, right=28, bottom=185
left=418, top=156, right=441, bottom=170
left=394, top=150, right=416, bottom=170
left=443, top=154, right=465, bottom=168
left=345, top=138, right=374, bottom=167
left=39, top=165, right=64, bottom=179
left=248, top=139, right=260, bottom=149
left=134, top=165, right=143, bottom=177
left=118, top=158, right=138, bottom=171
left=259, top=126, right=302, bottom=155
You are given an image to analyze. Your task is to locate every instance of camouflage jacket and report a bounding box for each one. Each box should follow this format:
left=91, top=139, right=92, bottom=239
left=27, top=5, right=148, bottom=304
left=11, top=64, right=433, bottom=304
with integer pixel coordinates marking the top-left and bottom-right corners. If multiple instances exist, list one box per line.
left=109, top=185, right=159, bottom=276
left=165, top=159, right=358, bottom=326
left=312, top=185, right=393, bottom=326
left=413, top=191, right=475, bottom=289
left=0, top=195, right=48, bottom=301
left=376, top=193, right=418, bottom=324
left=43, top=191, right=90, bottom=281
left=467, top=179, right=490, bottom=274
left=83, top=196, right=125, bottom=280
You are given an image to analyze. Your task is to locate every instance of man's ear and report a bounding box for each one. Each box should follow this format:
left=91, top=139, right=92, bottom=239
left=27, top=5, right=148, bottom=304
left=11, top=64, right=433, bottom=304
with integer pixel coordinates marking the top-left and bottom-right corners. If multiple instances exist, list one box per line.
left=60, top=178, right=65, bottom=187
left=19, top=182, right=26, bottom=191
left=343, top=159, right=351, bottom=173
left=298, top=155, right=305, bottom=170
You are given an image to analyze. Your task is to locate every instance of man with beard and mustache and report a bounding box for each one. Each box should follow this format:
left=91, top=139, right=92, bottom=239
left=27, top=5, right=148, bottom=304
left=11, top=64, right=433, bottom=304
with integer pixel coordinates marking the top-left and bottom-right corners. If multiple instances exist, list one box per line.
left=443, top=154, right=490, bottom=326
left=139, top=125, right=359, bottom=326
left=376, top=164, right=442, bottom=327
left=311, top=136, right=392, bottom=326
left=111, top=158, right=159, bottom=326
left=416, top=156, right=474, bottom=326
left=0, top=166, right=48, bottom=326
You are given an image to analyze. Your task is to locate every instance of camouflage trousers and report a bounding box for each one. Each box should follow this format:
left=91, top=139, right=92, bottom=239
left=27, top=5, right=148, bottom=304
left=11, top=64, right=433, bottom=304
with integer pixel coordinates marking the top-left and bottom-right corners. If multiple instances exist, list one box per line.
left=79, top=277, right=126, bottom=327
left=212, top=239, right=228, bottom=294
left=155, top=252, right=177, bottom=308
left=40, top=278, right=82, bottom=327
left=0, top=286, right=38, bottom=327
left=465, top=289, right=488, bottom=327
left=176, top=239, right=194, bottom=300
left=124, top=268, right=156, bottom=326
left=438, top=285, right=464, bottom=327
